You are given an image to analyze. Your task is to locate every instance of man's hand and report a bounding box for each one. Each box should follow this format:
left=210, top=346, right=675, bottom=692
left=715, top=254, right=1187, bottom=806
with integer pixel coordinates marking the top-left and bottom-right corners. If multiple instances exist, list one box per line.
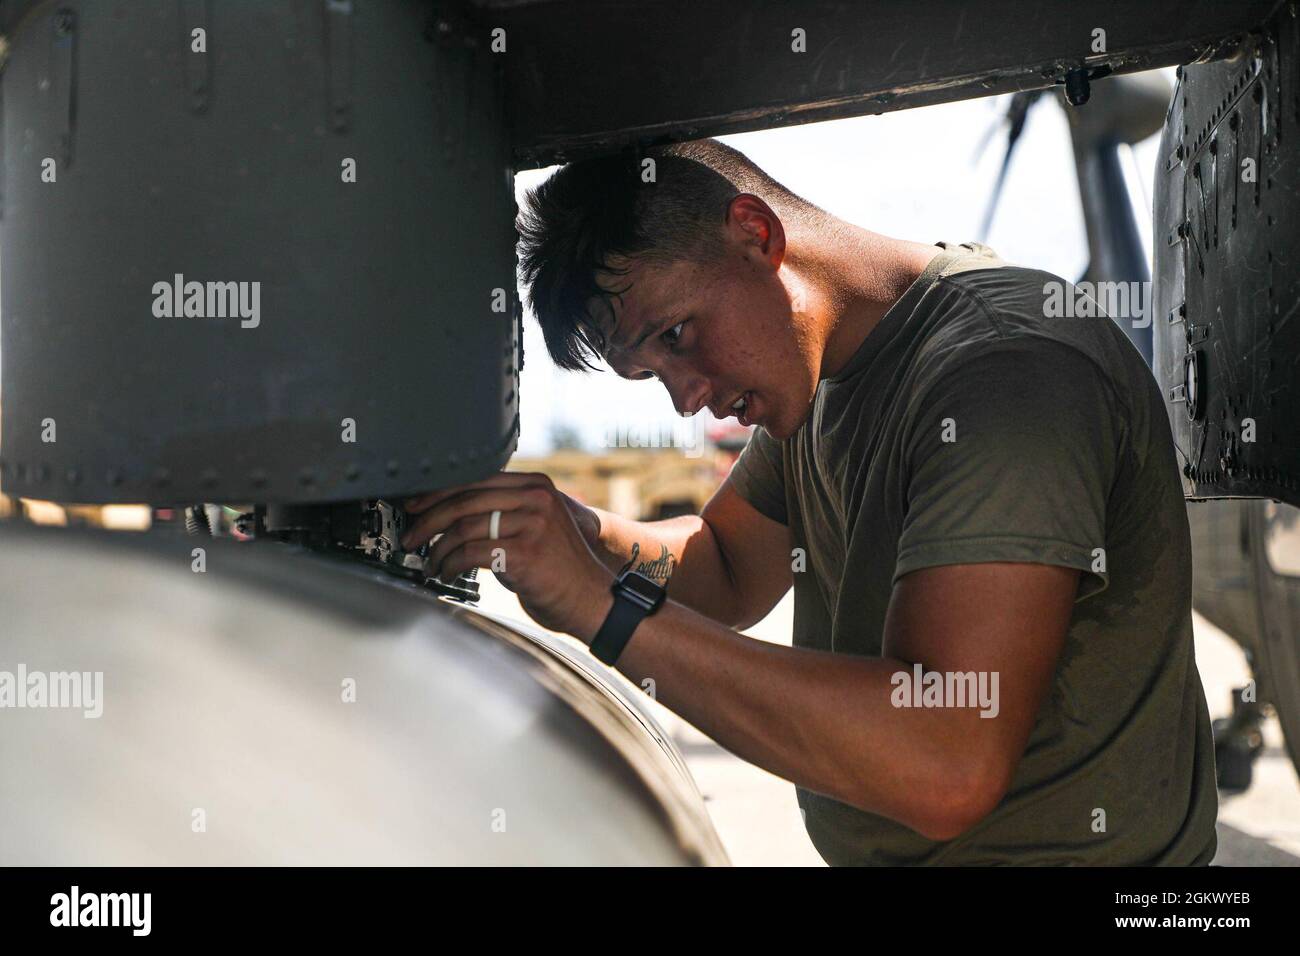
left=401, top=472, right=614, bottom=638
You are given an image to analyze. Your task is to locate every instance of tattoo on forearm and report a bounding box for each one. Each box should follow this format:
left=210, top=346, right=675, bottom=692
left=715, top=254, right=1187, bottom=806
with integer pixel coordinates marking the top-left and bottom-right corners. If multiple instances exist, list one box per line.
left=627, top=541, right=676, bottom=584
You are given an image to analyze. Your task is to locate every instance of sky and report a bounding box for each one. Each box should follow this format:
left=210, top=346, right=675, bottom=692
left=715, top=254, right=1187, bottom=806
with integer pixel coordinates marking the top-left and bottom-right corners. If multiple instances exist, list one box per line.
left=512, top=75, right=1169, bottom=456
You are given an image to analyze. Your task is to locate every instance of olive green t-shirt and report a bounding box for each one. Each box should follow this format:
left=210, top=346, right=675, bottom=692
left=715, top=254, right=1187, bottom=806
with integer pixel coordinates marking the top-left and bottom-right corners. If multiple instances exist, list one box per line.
left=727, top=241, right=1218, bottom=865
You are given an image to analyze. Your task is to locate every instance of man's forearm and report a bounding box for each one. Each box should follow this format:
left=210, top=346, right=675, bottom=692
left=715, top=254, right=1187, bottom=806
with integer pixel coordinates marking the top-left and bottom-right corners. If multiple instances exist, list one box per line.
left=585, top=507, right=745, bottom=625
left=583, top=506, right=694, bottom=577
left=571, top=594, right=1000, bottom=842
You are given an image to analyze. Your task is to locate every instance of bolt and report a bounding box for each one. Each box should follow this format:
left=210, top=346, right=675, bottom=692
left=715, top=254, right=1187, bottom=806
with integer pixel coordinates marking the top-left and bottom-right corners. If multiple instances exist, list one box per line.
left=1063, top=68, right=1091, bottom=107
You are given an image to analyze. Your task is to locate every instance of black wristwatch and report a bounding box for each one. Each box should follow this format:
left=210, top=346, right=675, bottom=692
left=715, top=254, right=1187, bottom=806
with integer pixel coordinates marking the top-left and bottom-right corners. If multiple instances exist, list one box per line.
left=589, top=567, right=666, bottom=665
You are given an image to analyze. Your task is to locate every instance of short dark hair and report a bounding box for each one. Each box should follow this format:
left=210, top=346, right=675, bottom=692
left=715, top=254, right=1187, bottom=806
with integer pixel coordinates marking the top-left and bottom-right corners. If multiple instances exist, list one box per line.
left=516, top=138, right=819, bottom=371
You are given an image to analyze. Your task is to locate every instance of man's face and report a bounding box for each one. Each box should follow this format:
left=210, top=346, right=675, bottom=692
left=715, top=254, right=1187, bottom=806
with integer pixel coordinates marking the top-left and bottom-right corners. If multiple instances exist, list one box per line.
left=593, top=199, right=821, bottom=440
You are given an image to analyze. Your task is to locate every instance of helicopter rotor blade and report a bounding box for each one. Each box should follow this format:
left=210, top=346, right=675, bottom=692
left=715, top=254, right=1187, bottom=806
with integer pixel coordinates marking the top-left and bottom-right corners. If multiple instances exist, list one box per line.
left=977, top=90, right=1044, bottom=241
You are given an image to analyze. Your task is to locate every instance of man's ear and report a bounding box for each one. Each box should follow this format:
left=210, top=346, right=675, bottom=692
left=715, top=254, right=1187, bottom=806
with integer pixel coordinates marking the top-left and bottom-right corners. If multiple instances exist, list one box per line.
left=725, top=193, right=786, bottom=270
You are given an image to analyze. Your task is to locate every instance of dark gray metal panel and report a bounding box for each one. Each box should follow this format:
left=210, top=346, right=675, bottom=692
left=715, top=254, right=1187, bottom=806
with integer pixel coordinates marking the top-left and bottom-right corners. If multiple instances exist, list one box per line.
left=0, top=521, right=726, bottom=864
left=0, top=0, right=519, bottom=504
left=1153, top=8, right=1300, bottom=506
left=487, top=0, right=1281, bottom=167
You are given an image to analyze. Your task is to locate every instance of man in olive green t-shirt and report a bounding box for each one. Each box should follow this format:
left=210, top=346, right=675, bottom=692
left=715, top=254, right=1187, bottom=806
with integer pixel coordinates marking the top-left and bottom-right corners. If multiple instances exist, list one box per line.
left=724, top=240, right=1218, bottom=864
left=402, top=139, right=1218, bottom=864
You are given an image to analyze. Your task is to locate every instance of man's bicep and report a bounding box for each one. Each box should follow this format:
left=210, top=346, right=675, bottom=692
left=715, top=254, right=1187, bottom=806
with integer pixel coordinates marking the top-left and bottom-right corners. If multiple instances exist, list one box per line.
left=699, top=477, right=793, bottom=629
left=882, top=562, right=1079, bottom=784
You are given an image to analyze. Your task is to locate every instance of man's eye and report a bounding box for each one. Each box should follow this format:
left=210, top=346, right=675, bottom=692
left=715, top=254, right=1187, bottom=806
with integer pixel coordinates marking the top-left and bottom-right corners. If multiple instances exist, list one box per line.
left=662, top=321, right=686, bottom=348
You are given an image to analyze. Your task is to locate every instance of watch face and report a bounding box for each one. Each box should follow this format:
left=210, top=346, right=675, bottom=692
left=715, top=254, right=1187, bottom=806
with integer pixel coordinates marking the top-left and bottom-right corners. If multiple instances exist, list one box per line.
left=620, top=571, right=664, bottom=603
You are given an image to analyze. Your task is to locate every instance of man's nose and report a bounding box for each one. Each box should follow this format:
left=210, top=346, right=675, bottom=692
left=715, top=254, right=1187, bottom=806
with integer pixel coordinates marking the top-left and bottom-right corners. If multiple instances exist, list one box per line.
left=662, top=371, right=710, bottom=417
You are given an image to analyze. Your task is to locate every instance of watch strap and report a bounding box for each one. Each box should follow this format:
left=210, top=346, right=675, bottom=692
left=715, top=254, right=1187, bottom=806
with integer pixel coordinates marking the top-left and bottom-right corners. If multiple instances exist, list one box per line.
left=589, top=591, right=651, bottom=665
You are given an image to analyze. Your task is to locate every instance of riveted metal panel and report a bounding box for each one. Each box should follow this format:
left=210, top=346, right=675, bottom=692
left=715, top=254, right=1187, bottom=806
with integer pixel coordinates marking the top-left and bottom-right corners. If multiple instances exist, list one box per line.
left=0, top=0, right=519, bottom=504
left=1154, top=9, right=1300, bottom=506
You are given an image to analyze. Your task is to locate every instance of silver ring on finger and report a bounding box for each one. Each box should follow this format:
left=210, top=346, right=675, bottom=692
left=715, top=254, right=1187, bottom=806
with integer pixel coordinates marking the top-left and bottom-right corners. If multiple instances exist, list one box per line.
left=489, top=509, right=502, bottom=541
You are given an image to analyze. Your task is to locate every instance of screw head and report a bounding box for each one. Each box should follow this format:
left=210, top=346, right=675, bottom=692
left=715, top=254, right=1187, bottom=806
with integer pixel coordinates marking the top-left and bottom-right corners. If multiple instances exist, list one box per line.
left=1063, top=68, right=1091, bottom=107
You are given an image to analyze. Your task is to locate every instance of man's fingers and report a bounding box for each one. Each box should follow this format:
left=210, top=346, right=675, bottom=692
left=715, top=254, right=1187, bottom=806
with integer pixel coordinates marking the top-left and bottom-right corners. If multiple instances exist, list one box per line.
left=405, top=472, right=550, bottom=514
left=438, top=538, right=516, bottom=585
left=401, top=487, right=541, bottom=549
left=428, top=511, right=514, bottom=573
